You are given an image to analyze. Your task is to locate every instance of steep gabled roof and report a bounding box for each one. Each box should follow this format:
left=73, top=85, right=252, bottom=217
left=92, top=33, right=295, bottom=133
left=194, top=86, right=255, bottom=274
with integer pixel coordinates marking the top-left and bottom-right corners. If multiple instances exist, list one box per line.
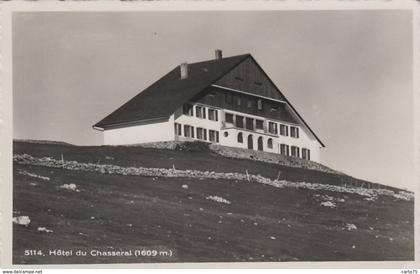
left=93, top=53, right=325, bottom=147
left=93, top=54, right=250, bottom=129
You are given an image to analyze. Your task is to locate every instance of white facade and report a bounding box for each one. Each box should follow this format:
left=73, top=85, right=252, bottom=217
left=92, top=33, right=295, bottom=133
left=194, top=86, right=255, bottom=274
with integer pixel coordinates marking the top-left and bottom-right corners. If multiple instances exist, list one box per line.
left=101, top=102, right=321, bottom=163
left=103, top=116, right=175, bottom=146
left=173, top=102, right=322, bottom=163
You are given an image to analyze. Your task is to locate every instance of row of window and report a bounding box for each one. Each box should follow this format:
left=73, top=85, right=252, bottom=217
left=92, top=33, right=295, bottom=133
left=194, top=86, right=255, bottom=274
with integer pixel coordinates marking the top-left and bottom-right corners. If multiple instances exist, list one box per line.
left=225, top=112, right=299, bottom=138
left=183, top=104, right=218, bottom=121
left=174, top=123, right=220, bottom=143
left=176, top=121, right=310, bottom=160
left=280, top=144, right=311, bottom=160
left=236, top=132, right=274, bottom=149
left=226, top=93, right=264, bottom=110
left=235, top=131, right=310, bottom=160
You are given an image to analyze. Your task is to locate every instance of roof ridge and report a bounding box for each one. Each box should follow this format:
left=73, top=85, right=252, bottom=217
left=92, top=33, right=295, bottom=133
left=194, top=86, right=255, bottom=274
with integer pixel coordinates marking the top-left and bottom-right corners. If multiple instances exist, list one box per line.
left=182, top=53, right=251, bottom=66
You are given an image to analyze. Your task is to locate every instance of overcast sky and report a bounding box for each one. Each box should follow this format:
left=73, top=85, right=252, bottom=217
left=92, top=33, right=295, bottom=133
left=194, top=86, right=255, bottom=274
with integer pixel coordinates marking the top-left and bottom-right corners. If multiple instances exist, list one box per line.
left=13, top=10, right=414, bottom=190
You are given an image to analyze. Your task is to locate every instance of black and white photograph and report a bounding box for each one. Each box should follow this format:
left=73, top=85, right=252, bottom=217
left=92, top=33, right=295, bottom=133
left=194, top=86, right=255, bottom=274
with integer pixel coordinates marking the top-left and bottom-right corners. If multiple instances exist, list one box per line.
left=2, top=2, right=418, bottom=267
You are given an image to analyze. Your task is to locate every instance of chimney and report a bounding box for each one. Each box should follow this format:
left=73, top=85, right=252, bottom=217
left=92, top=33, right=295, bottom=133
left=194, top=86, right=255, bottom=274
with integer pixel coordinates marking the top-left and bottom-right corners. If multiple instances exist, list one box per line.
left=180, top=62, right=188, bottom=79
left=215, top=49, right=222, bottom=60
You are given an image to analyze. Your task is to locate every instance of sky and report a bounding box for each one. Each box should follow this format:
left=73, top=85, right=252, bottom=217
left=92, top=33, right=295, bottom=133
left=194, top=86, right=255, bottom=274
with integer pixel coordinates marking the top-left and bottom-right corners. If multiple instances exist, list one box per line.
left=12, top=10, right=415, bottom=190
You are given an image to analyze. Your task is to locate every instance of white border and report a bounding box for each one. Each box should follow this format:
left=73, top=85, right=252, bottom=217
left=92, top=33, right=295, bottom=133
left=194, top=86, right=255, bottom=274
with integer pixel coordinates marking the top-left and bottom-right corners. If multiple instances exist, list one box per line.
left=0, top=0, right=419, bottom=269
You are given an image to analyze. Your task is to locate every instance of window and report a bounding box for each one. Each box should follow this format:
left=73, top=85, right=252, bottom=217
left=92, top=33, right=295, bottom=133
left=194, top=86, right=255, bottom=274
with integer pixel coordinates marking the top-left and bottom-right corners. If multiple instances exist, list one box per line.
left=280, top=124, right=289, bottom=136
left=236, top=115, right=244, bottom=128
left=267, top=138, right=273, bottom=149
left=235, top=76, right=244, bottom=81
left=184, top=125, right=194, bottom=138
left=268, top=121, right=278, bottom=134
left=271, top=104, right=279, bottom=112
left=257, top=136, right=263, bottom=151
left=208, top=108, right=218, bottom=121
left=226, top=93, right=233, bottom=104
left=291, top=146, right=300, bottom=157
left=197, top=128, right=207, bottom=141
left=247, top=135, right=254, bottom=150
left=183, top=104, right=193, bottom=116
left=224, top=132, right=229, bottom=137
left=246, top=117, right=254, bottom=131
left=254, top=81, right=262, bottom=86
left=175, top=123, right=182, bottom=136
left=208, top=93, right=215, bottom=103
left=209, top=130, right=219, bottom=143
left=302, top=148, right=311, bottom=160
left=236, top=96, right=242, bottom=106
left=280, top=144, right=289, bottom=156
left=291, top=126, right=299, bottom=138
left=247, top=99, right=253, bottom=108
left=225, top=113, right=234, bottom=123
left=195, top=106, right=206, bottom=119
left=257, top=99, right=263, bottom=110
left=237, top=132, right=243, bottom=143
left=256, top=119, right=264, bottom=130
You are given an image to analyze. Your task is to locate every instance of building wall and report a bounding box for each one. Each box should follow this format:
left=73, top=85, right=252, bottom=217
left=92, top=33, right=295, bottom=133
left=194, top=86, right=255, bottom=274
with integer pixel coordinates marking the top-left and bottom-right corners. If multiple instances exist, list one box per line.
left=103, top=116, right=175, bottom=145
left=173, top=102, right=322, bottom=163
left=102, top=102, right=321, bottom=162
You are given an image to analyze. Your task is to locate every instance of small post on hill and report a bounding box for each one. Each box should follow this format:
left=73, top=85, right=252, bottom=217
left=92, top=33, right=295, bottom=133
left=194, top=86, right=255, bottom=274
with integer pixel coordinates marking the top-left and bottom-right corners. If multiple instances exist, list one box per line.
left=61, top=154, right=64, bottom=168
left=276, top=170, right=282, bottom=181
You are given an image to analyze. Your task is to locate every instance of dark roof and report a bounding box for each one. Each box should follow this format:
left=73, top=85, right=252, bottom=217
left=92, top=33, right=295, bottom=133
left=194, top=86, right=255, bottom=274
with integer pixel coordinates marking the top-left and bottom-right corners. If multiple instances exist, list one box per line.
left=93, top=53, right=325, bottom=147
left=94, top=54, right=250, bottom=129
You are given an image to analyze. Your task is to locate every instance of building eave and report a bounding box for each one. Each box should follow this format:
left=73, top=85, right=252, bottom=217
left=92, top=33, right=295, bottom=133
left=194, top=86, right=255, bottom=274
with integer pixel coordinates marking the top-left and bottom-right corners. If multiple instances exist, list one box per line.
left=211, top=84, right=288, bottom=104
left=94, top=116, right=170, bottom=130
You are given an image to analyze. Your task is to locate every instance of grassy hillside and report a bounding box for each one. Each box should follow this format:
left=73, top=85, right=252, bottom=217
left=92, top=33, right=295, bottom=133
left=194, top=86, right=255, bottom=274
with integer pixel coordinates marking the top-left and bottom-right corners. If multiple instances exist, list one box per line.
left=12, top=141, right=414, bottom=264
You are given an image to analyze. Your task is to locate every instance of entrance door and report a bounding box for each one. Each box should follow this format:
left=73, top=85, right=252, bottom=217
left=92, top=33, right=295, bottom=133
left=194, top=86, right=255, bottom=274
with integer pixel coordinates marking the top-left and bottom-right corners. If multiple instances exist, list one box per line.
left=247, top=134, right=254, bottom=150
left=257, top=136, right=263, bottom=151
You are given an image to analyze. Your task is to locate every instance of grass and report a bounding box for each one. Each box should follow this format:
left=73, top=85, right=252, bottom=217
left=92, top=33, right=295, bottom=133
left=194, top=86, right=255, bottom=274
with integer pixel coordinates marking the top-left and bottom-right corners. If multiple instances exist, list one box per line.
left=13, top=141, right=414, bottom=264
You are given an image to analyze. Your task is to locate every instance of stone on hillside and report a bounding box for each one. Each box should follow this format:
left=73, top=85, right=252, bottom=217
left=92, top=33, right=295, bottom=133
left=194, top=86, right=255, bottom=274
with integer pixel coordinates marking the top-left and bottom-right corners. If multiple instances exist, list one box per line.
left=37, top=227, right=53, bottom=233
left=59, top=183, right=80, bottom=192
left=13, top=216, right=30, bottom=227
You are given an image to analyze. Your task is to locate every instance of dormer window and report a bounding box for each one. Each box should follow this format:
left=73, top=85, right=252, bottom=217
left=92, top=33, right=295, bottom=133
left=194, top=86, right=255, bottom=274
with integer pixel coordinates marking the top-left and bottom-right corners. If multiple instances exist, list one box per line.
left=247, top=99, right=253, bottom=108
left=183, top=104, right=193, bottom=116
left=226, top=93, right=233, bottom=104
left=257, top=99, right=263, bottom=110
